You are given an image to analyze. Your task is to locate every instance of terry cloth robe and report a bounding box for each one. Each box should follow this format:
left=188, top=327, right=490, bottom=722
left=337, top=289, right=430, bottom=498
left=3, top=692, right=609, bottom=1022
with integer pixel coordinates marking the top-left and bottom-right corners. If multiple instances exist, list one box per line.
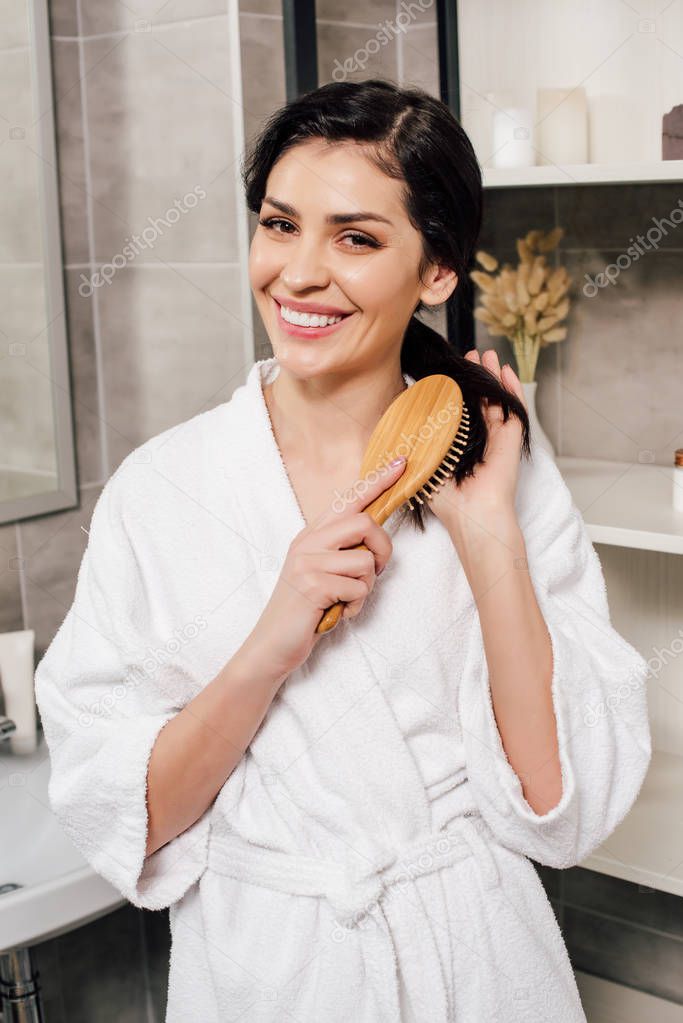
left=35, top=356, right=652, bottom=1023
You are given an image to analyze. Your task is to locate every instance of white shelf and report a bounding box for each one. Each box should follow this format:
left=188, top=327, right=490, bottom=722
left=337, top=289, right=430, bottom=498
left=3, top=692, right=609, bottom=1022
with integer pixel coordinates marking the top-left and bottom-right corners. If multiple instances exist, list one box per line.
left=580, top=750, right=683, bottom=899
left=483, top=161, right=683, bottom=188
left=555, top=456, right=683, bottom=556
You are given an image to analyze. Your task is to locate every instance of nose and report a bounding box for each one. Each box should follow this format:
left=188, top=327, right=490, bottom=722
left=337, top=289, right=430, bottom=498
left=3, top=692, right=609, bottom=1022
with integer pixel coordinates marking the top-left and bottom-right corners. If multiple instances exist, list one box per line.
left=280, top=232, right=331, bottom=292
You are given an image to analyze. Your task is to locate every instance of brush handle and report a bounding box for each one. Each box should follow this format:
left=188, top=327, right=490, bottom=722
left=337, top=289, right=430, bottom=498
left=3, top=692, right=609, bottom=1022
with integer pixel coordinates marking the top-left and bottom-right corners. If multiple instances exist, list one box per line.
left=315, top=542, right=371, bottom=634
left=316, top=489, right=389, bottom=634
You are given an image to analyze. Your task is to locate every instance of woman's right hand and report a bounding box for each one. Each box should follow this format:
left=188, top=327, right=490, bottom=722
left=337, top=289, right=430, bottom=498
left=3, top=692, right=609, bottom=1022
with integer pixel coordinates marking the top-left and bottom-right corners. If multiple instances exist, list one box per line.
left=244, top=457, right=407, bottom=681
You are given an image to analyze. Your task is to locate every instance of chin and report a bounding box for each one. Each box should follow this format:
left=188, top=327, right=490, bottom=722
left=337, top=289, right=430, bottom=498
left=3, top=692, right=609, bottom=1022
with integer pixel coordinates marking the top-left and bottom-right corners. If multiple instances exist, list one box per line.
left=269, top=340, right=342, bottom=376
left=268, top=343, right=317, bottom=375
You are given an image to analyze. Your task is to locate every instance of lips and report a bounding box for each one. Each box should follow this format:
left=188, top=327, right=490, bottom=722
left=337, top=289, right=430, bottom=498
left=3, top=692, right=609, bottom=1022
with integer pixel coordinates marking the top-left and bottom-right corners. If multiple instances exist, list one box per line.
left=271, top=295, right=354, bottom=317
left=272, top=295, right=354, bottom=338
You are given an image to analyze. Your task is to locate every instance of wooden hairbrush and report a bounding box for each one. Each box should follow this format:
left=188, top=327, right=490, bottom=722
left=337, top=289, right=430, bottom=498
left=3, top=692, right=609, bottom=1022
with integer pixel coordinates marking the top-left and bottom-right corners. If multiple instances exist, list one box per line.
left=315, top=374, right=470, bottom=634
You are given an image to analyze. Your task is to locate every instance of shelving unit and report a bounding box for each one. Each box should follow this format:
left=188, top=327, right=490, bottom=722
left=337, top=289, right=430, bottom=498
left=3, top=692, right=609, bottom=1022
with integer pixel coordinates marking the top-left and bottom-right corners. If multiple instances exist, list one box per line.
left=483, top=162, right=683, bottom=189
left=554, top=455, right=683, bottom=898
left=456, top=0, right=683, bottom=192
left=555, top=456, right=683, bottom=556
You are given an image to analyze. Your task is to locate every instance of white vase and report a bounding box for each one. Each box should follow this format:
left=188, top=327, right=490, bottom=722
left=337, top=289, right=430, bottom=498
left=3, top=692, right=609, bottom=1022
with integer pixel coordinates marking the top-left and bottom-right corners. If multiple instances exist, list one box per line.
left=521, top=381, right=555, bottom=459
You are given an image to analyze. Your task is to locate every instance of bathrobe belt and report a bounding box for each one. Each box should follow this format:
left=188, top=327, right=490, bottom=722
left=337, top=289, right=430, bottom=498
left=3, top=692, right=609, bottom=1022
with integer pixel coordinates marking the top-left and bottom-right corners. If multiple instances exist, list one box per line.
left=206, top=811, right=501, bottom=930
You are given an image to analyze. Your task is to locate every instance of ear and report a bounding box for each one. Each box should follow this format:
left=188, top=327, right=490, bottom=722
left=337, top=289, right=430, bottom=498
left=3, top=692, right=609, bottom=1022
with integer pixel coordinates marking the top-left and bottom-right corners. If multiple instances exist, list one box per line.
left=419, top=263, right=458, bottom=308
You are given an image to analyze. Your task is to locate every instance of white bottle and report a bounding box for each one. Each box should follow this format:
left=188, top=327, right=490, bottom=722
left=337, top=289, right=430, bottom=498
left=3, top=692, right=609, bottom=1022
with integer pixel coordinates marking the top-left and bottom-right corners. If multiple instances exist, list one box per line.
left=491, top=106, right=534, bottom=169
left=0, top=629, right=38, bottom=755
left=673, top=450, right=683, bottom=512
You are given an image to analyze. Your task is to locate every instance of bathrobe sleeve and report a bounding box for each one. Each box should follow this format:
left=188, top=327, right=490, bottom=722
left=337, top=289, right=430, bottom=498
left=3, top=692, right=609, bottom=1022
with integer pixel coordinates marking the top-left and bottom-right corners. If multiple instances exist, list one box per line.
left=458, top=445, right=652, bottom=870
left=34, top=468, right=211, bottom=911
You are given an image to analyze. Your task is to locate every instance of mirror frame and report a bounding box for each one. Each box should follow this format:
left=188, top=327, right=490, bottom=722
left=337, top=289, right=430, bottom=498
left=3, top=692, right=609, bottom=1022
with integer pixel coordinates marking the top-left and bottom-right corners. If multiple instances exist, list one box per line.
left=3, top=0, right=78, bottom=526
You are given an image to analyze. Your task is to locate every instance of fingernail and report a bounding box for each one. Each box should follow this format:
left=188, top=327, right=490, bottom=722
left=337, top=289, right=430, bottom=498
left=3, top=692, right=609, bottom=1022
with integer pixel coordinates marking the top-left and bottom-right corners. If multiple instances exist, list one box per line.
left=377, top=565, right=385, bottom=575
left=389, top=457, right=406, bottom=467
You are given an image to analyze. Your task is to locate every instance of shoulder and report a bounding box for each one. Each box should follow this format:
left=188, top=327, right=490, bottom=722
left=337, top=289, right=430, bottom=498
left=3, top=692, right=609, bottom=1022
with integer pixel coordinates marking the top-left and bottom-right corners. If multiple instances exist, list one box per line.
left=88, top=361, right=263, bottom=545
left=113, top=372, right=253, bottom=493
left=92, top=393, right=242, bottom=541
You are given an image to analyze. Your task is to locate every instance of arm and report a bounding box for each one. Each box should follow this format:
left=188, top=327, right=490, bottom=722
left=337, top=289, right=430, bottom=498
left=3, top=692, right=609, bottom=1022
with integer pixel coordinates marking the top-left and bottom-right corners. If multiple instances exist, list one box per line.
left=145, top=633, right=287, bottom=856
left=447, top=511, right=561, bottom=816
left=34, top=472, right=286, bottom=911
left=454, top=446, right=651, bottom=869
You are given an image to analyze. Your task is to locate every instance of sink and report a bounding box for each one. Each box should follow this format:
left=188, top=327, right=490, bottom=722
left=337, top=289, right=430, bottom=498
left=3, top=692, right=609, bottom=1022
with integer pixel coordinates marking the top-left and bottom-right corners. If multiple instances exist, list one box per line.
left=0, top=732, right=124, bottom=952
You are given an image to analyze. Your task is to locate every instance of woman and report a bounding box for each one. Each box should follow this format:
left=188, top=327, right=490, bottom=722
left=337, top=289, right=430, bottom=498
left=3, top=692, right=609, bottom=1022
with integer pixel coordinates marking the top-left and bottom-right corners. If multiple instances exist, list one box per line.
left=35, top=80, right=651, bottom=1022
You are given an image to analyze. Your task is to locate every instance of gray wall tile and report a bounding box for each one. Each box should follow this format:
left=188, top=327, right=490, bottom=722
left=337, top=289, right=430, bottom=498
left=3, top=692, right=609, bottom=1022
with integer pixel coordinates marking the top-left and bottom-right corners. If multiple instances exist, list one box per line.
left=557, top=183, right=683, bottom=251
left=142, top=908, right=171, bottom=1020
left=79, top=2, right=227, bottom=36
left=479, top=186, right=557, bottom=261
left=52, top=39, right=90, bottom=265
left=83, top=22, right=238, bottom=264
left=55, top=904, right=148, bottom=1022
left=239, top=0, right=281, bottom=15
left=559, top=249, right=683, bottom=462
left=0, top=523, right=23, bottom=634
left=49, top=0, right=78, bottom=37
left=317, top=21, right=398, bottom=85
left=63, top=268, right=105, bottom=485
left=96, top=265, right=249, bottom=472
left=317, top=0, right=396, bottom=27
left=564, top=904, right=683, bottom=1004
left=239, top=13, right=286, bottom=149
left=565, top=867, right=683, bottom=941
left=401, top=24, right=439, bottom=95
left=22, top=484, right=101, bottom=658
left=31, top=936, right=66, bottom=1022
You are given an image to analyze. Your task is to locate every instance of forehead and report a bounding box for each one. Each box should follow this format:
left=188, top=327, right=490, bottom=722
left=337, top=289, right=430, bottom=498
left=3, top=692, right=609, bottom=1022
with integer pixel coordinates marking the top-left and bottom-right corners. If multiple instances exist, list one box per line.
left=265, top=139, right=407, bottom=221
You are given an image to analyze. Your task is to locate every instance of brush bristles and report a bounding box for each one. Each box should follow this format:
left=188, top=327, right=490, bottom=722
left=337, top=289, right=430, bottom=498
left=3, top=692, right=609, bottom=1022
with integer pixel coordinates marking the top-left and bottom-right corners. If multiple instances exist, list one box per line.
left=405, top=406, right=470, bottom=511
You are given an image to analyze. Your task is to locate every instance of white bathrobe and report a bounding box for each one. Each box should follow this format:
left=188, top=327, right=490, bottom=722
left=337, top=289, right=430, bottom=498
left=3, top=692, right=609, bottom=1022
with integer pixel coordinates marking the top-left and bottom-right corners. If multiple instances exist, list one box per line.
left=35, top=356, right=652, bottom=1022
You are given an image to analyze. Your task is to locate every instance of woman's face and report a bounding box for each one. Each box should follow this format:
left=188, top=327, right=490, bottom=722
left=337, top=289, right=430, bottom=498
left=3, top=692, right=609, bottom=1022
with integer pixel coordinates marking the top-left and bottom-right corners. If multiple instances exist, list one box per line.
left=249, top=138, right=456, bottom=380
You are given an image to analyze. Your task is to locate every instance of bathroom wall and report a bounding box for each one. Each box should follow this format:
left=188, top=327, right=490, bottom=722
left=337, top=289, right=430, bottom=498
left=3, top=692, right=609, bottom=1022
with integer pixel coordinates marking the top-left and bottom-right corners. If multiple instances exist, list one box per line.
left=9, top=0, right=254, bottom=1019
left=6, top=0, right=681, bottom=1018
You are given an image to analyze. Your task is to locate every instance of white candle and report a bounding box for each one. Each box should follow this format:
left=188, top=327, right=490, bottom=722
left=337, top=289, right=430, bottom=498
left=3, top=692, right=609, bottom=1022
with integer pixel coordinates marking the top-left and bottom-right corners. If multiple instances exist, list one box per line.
left=589, top=93, right=645, bottom=164
left=491, top=106, right=534, bottom=168
left=536, top=87, right=588, bottom=166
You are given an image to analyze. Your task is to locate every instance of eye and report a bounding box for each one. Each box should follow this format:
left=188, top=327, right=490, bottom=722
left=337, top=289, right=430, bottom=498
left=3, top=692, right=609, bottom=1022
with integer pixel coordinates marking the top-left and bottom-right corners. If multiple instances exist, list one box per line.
left=341, top=232, right=381, bottom=250
left=258, top=217, right=295, bottom=234
left=258, top=217, right=381, bottom=250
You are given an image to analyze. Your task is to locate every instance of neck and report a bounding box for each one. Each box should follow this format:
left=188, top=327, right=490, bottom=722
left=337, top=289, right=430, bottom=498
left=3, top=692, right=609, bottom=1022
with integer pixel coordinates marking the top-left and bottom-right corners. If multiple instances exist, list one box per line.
left=263, top=360, right=407, bottom=470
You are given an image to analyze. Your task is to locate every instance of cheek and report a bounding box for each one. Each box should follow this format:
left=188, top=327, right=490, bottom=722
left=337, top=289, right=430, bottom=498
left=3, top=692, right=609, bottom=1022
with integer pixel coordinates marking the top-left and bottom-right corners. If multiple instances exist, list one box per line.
left=347, top=269, right=416, bottom=322
left=248, top=240, right=279, bottom=289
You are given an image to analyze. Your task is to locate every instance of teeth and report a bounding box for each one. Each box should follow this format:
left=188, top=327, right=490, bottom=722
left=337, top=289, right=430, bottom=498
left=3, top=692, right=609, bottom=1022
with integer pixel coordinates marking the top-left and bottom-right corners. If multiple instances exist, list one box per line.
left=280, top=304, right=345, bottom=327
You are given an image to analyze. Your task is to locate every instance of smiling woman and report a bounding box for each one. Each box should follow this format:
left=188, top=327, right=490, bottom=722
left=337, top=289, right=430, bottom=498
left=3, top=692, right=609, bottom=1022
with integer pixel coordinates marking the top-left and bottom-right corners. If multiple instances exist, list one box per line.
left=34, top=78, right=651, bottom=1023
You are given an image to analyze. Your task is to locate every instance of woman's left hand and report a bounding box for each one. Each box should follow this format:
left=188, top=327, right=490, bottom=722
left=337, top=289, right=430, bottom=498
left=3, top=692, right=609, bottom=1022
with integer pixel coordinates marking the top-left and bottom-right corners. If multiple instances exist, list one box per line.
left=428, top=348, right=527, bottom=535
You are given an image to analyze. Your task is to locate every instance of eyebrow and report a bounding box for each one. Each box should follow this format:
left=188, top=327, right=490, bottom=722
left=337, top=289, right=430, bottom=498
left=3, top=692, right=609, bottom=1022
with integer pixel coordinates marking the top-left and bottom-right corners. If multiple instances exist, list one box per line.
left=262, top=195, right=394, bottom=227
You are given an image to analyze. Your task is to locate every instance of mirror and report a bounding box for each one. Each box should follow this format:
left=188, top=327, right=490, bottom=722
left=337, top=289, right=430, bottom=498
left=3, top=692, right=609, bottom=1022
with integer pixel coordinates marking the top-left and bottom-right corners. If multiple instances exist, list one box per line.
left=0, top=0, right=77, bottom=524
